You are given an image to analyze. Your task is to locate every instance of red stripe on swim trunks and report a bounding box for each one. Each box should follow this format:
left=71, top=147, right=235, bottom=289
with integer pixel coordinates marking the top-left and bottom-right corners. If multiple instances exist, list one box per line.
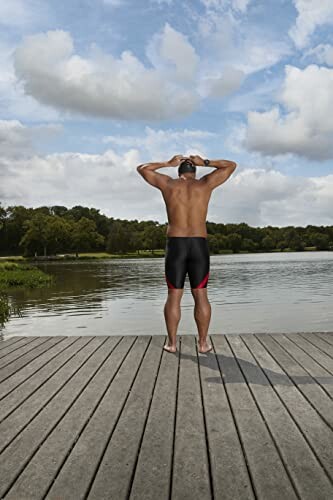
left=196, top=272, right=209, bottom=288
left=165, top=274, right=176, bottom=289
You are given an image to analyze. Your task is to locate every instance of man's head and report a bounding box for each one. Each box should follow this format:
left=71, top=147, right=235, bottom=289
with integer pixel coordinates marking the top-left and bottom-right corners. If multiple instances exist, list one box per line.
left=178, top=158, right=196, bottom=179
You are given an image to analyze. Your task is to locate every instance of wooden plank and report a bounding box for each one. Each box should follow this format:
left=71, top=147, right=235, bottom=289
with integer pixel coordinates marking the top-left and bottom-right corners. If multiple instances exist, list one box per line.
left=0, top=336, right=113, bottom=498
left=0, top=337, right=38, bottom=361
left=0, top=337, right=27, bottom=352
left=270, top=334, right=333, bottom=399
left=298, top=333, right=333, bottom=360
left=0, top=336, right=50, bottom=371
left=238, top=334, right=333, bottom=499
left=0, top=336, right=76, bottom=401
left=0, top=337, right=64, bottom=384
left=286, top=334, right=333, bottom=375
left=198, top=335, right=255, bottom=499
left=249, top=334, right=333, bottom=483
left=169, top=335, right=212, bottom=500
left=317, top=333, right=333, bottom=347
left=5, top=336, right=135, bottom=500
left=212, top=334, right=297, bottom=500
left=128, top=335, right=179, bottom=500
left=0, top=337, right=83, bottom=422
left=86, top=336, right=163, bottom=500
left=252, top=334, right=333, bottom=429
left=46, top=336, right=150, bottom=500
left=0, top=333, right=332, bottom=500
left=0, top=337, right=99, bottom=454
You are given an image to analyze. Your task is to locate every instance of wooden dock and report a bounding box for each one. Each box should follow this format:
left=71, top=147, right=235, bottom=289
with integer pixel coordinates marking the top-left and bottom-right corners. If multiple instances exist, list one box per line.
left=0, top=332, right=333, bottom=500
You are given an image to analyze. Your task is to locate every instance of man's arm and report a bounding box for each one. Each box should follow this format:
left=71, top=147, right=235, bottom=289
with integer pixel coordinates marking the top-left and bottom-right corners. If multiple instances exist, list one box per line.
left=136, top=155, right=186, bottom=190
left=198, top=158, right=237, bottom=190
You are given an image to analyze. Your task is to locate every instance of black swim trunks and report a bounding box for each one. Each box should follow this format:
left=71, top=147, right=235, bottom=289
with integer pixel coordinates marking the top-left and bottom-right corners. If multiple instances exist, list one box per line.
left=165, top=237, right=210, bottom=289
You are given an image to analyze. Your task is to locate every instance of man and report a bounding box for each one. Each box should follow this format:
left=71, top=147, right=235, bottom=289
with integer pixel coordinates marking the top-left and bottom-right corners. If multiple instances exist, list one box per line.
left=137, top=154, right=237, bottom=354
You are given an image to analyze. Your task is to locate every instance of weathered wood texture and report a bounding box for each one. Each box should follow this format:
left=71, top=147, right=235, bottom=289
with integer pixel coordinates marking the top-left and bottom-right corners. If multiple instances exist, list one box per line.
left=0, top=332, right=332, bottom=500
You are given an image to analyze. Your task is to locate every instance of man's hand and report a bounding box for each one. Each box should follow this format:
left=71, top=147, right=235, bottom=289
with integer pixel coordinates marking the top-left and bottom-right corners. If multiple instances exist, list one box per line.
left=167, top=154, right=188, bottom=167
left=189, top=155, right=205, bottom=166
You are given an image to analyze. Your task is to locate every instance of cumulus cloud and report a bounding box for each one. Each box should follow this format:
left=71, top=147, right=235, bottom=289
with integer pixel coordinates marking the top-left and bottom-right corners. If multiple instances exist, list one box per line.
left=2, top=145, right=332, bottom=226
left=243, top=64, right=333, bottom=160
left=0, top=40, right=61, bottom=122
left=0, top=147, right=141, bottom=210
left=0, top=119, right=331, bottom=227
left=13, top=29, right=200, bottom=120
left=215, top=167, right=333, bottom=226
left=0, top=119, right=62, bottom=159
left=146, top=23, right=199, bottom=83
left=103, top=126, right=217, bottom=159
left=289, top=0, right=333, bottom=49
left=303, top=43, right=333, bottom=66
left=199, top=65, right=246, bottom=98
left=196, top=4, right=292, bottom=79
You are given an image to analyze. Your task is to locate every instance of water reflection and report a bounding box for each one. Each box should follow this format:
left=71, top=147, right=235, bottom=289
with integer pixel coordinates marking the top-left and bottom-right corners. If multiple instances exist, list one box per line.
left=2, top=252, right=333, bottom=338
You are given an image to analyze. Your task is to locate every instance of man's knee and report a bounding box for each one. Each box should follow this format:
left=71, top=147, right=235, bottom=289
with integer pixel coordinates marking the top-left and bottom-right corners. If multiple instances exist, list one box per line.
left=191, top=288, right=209, bottom=301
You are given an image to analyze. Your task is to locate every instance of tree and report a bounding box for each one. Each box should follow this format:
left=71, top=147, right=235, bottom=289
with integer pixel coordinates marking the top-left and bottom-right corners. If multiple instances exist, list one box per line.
left=310, top=233, right=330, bottom=250
left=19, top=214, right=50, bottom=256
left=226, top=233, right=242, bottom=252
left=241, top=238, right=258, bottom=252
left=106, top=221, right=129, bottom=254
left=70, top=217, right=105, bottom=257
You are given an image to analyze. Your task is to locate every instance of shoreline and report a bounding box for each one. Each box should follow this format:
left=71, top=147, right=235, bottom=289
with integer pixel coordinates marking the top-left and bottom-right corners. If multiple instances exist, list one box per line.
left=0, top=247, right=329, bottom=262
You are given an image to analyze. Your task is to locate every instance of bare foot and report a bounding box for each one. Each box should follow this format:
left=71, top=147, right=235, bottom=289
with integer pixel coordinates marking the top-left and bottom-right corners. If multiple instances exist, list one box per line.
left=163, top=343, right=177, bottom=353
left=198, top=341, right=213, bottom=354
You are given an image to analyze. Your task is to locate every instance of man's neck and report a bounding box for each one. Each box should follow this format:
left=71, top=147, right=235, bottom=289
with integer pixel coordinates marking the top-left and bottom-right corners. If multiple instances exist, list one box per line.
left=180, top=175, right=195, bottom=181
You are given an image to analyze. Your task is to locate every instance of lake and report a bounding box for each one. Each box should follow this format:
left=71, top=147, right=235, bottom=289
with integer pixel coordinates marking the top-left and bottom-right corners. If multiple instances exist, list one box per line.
left=1, top=252, right=333, bottom=338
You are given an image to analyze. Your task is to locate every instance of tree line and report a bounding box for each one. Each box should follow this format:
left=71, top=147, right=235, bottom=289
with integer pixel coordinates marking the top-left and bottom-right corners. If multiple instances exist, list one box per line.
left=0, top=204, right=332, bottom=257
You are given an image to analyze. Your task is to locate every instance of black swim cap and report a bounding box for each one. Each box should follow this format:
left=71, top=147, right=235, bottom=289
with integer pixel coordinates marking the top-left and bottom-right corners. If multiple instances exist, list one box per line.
left=178, top=159, right=196, bottom=175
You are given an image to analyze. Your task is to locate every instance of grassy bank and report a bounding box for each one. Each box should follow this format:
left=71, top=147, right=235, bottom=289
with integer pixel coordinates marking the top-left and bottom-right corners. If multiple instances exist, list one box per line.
left=0, top=261, right=54, bottom=328
left=0, top=261, right=54, bottom=288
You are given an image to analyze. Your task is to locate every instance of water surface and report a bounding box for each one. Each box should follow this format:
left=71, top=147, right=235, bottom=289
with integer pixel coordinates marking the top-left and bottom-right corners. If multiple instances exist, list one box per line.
left=2, top=252, right=333, bottom=338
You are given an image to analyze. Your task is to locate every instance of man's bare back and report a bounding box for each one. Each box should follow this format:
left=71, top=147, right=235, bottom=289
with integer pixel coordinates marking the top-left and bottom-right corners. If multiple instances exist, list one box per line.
left=161, top=177, right=211, bottom=237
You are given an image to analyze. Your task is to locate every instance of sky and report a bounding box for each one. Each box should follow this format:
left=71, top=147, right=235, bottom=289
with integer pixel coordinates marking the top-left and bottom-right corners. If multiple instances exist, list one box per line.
left=0, top=0, right=333, bottom=227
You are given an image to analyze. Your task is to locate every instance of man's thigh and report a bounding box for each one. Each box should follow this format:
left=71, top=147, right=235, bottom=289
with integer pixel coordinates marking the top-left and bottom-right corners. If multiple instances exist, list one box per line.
left=164, top=237, right=189, bottom=289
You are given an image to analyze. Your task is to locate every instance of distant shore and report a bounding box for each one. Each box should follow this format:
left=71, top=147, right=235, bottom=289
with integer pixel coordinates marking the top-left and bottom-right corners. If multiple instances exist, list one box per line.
left=0, top=247, right=326, bottom=262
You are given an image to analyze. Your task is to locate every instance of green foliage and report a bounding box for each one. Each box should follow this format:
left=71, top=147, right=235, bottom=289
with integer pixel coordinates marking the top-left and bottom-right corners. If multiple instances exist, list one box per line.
left=0, top=292, right=10, bottom=328
left=0, top=203, right=332, bottom=257
left=0, top=262, right=54, bottom=289
left=0, top=261, right=54, bottom=327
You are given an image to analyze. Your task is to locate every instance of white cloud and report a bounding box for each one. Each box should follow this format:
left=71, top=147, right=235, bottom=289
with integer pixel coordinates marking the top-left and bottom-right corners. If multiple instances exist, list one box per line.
left=289, top=0, right=333, bottom=49
left=2, top=147, right=332, bottom=227
left=0, top=40, right=61, bottom=122
left=0, top=119, right=62, bottom=159
left=1, top=120, right=331, bottom=226
left=146, top=23, right=199, bottom=83
left=243, top=64, right=333, bottom=160
left=213, top=168, right=333, bottom=227
left=0, top=0, right=47, bottom=28
left=303, top=43, right=333, bottom=66
left=198, top=65, right=246, bottom=98
left=13, top=29, right=200, bottom=120
left=103, top=126, right=217, bottom=158
left=214, top=167, right=333, bottom=226
left=195, top=5, right=292, bottom=78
